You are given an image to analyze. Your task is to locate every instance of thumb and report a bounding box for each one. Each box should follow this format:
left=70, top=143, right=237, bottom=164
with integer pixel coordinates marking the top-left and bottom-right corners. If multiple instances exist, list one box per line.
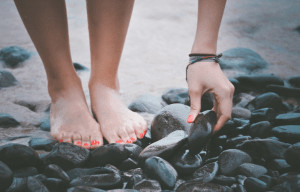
left=187, top=91, right=202, bottom=123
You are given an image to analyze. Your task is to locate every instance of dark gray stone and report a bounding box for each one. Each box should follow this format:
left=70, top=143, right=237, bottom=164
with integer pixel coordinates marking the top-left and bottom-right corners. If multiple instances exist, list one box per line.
left=128, top=94, right=166, bottom=114
left=248, top=121, right=272, bottom=138
left=248, top=92, right=286, bottom=112
left=0, top=143, right=40, bottom=170
left=13, top=167, right=38, bottom=177
left=285, top=142, right=300, bottom=169
left=73, top=62, right=89, bottom=71
left=42, top=142, right=90, bottom=170
left=5, top=177, right=27, bottom=192
left=269, top=159, right=291, bottom=173
left=218, top=149, right=252, bottom=175
left=219, top=48, right=268, bottom=72
left=176, top=180, right=233, bottom=192
left=272, top=125, right=300, bottom=143
left=29, top=137, right=57, bottom=151
left=0, top=113, right=20, bottom=128
left=275, top=113, right=300, bottom=126
left=266, top=84, right=300, bottom=98
left=27, top=176, right=49, bottom=192
left=193, top=162, right=219, bottom=182
left=0, top=161, right=13, bottom=191
left=250, top=108, right=276, bottom=123
left=67, top=166, right=119, bottom=180
left=133, top=179, right=161, bottom=191
left=0, top=70, right=18, bottom=88
left=231, top=106, right=251, bottom=119
left=43, top=178, right=67, bottom=192
left=272, top=172, right=300, bottom=192
left=151, top=104, right=190, bottom=141
left=162, top=88, right=189, bottom=105
left=188, top=110, right=217, bottom=154
left=144, top=156, right=177, bottom=189
left=235, top=74, right=283, bottom=89
left=244, top=177, right=267, bottom=192
left=44, top=164, right=70, bottom=182
left=288, top=75, right=300, bottom=88
left=67, top=186, right=106, bottom=192
left=119, top=158, right=138, bottom=171
left=213, top=175, right=236, bottom=186
left=184, top=92, right=214, bottom=112
left=0, top=46, right=30, bottom=67
left=237, top=163, right=267, bottom=178
left=39, top=118, right=50, bottom=132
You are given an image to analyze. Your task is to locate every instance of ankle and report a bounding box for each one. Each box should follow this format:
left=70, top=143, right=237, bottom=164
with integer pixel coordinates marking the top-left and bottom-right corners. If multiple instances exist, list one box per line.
left=89, top=77, right=120, bottom=91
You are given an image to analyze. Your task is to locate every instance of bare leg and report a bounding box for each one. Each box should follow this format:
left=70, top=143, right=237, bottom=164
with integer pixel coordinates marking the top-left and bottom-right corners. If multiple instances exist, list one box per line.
left=14, top=0, right=102, bottom=149
left=87, top=0, right=147, bottom=144
left=187, top=0, right=234, bottom=132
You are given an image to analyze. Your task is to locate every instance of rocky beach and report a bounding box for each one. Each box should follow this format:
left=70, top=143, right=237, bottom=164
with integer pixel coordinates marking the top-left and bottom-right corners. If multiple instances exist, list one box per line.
left=1, top=0, right=300, bottom=192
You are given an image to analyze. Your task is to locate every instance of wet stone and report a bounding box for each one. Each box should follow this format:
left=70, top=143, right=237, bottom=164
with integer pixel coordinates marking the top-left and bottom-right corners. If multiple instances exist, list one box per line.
left=272, top=172, right=300, bottom=192
left=188, top=110, right=217, bottom=155
left=67, top=166, right=118, bottom=180
left=139, top=130, right=187, bottom=163
left=285, top=142, right=300, bottom=169
left=184, top=92, right=214, bottom=113
left=250, top=108, right=276, bottom=123
left=119, top=158, right=138, bottom=171
left=237, top=163, right=267, bottom=178
left=288, top=75, right=300, bottom=88
left=269, top=159, right=291, bottom=173
left=39, top=118, right=50, bottom=132
left=272, top=125, right=300, bottom=143
left=27, top=176, right=49, bottom=192
left=0, top=161, right=13, bottom=191
left=213, top=175, right=236, bottom=186
left=244, top=177, right=268, bottom=192
left=144, top=156, right=177, bottom=189
left=231, top=106, right=251, bottom=119
left=274, top=113, right=300, bottom=126
left=248, top=121, right=272, bottom=138
left=218, top=149, right=252, bottom=176
left=233, top=184, right=247, bottom=192
left=170, top=148, right=202, bottom=176
left=0, top=46, right=30, bottom=67
left=44, top=164, right=70, bottom=182
left=162, top=88, right=189, bottom=105
left=151, top=104, right=190, bottom=141
left=43, top=178, right=67, bottom=192
left=225, top=135, right=252, bottom=149
left=128, top=94, right=166, bottom=114
left=67, top=186, right=106, bottom=192
left=266, top=84, right=300, bottom=98
left=29, top=137, right=57, bottom=152
left=73, top=62, right=89, bottom=71
left=237, top=138, right=290, bottom=162
left=0, top=143, right=40, bottom=170
left=235, top=74, right=283, bottom=89
left=133, top=179, right=161, bottom=191
left=6, top=177, right=28, bottom=192
left=193, top=162, right=219, bottom=183
left=176, top=180, right=233, bottom=192
left=0, top=113, right=20, bottom=128
left=13, top=167, right=38, bottom=178
left=247, top=92, right=286, bottom=112
left=258, top=175, right=273, bottom=188
left=42, top=142, right=90, bottom=170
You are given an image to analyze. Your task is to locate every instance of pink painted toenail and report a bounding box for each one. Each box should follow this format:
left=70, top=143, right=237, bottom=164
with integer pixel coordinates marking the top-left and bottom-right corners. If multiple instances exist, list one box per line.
left=116, top=140, right=123, bottom=143
left=76, top=141, right=81, bottom=145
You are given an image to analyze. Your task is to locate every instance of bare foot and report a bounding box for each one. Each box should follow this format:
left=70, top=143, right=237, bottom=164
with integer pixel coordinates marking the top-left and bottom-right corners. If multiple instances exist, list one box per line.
left=49, top=77, right=103, bottom=149
left=89, top=82, right=147, bottom=144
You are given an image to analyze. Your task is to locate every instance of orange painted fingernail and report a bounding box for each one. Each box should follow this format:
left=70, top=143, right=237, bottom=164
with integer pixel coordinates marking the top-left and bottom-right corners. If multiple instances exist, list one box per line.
left=59, top=139, right=63, bottom=143
left=187, top=115, right=194, bottom=123
left=116, top=139, right=123, bottom=143
left=83, top=143, right=89, bottom=146
left=76, top=141, right=81, bottom=145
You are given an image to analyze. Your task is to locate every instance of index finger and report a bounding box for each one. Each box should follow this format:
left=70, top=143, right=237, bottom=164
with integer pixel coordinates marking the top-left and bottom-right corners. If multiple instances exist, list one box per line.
left=212, top=95, right=233, bottom=133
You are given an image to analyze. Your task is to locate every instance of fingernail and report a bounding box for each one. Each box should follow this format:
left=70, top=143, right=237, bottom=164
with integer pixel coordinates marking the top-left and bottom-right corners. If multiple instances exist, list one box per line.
left=130, top=137, right=136, bottom=141
left=116, top=139, right=123, bottom=143
left=139, top=133, right=144, bottom=138
left=59, top=139, right=63, bottom=143
left=83, top=143, right=89, bottom=146
left=76, top=141, right=81, bottom=145
left=187, top=115, right=194, bottom=123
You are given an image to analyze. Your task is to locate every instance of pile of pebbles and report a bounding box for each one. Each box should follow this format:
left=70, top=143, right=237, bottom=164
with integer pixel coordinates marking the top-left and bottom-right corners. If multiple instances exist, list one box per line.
left=0, top=46, right=300, bottom=191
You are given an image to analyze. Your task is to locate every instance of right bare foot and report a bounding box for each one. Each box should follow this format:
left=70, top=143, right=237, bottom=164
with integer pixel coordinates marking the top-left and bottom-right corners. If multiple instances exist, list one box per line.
left=49, top=77, right=103, bottom=149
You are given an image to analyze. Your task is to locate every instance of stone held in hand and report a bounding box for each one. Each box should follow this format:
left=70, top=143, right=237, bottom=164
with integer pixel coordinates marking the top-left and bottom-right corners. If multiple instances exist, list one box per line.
left=144, top=156, right=178, bottom=189
left=188, top=110, right=217, bottom=155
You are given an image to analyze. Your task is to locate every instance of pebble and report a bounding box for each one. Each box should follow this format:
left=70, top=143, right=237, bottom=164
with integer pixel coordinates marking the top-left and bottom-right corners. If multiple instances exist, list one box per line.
left=248, top=121, right=272, bottom=138
left=0, top=46, right=30, bottom=67
left=139, top=130, right=187, bottom=163
left=218, top=149, right=252, bottom=175
left=272, top=172, right=300, bottom=192
left=161, top=88, right=189, bottom=105
left=67, top=166, right=119, bottom=180
left=144, top=156, right=177, bottom=189
left=247, top=92, right=286, bottom=112
left=119, top=158, right=138, bottom=171
left=231, top=106, right=251, bottom=119
left=272, top=125, right=300, bottom=143
left=269, top=159, right=291, bottom=173
left=42, top=142, right=90, bottom=170
left=13, top=167, right=38, bottom=177
left=219, top=48, right=268, bottom=72
left=128, top=94, right=166, bottom=114
left=0, top=143, right=40, bottom=170
left=0, top=71, right=18, bottom=88
left=67, top=186, right=106, bottom=192
left=73, top=62, right=89, bottom=71
left=29, top=137, right=57, bottom=151
left=188, top=110, right=217, bottom=154
left=6, top=177, right=27, bottom=192
left=193, top=162, right=219, bottom=182
left=285, top=142, right=300, bottom=168
left=274, top=113, right=300, bottom=126
left=250, top=108, right=276, bottom=123
left=237, top=163, right=267, bottom=178
left=39, top=118, right=50, bottom=132
left=288, top=75, right=300, bottom=88
left=44, top=164, right=70, bottom=182
left=244, top=177, right=268, bottom=192
left=133, top=179, right=162, bottom=191
left=266, top=84, right=300, bottom=98
left=27, top=176, right=49, bottom=192
left=169, top=148, right=202, bottom=175
left=0, top=161, right=13, bottom=191
left=0, top=113, right=20, bottom=128
left=43, top=178, right=67, bottom=192
left=151, top=104, right=190, bottom=141
left=176, top=180, right=233, bottom=192
left=213, top=175, right=236, bottom=186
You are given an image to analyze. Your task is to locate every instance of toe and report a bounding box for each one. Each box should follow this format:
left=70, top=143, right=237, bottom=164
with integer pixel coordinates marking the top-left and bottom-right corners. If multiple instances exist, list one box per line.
left=62, top=132, right=72, bottom=143
left=82, top=136, right=91, bottom=149
left=90, top=133, right=103, bottom=149
left=72, top=133, right=82, bottom=147
left=106, top=132, right=123, bottom=144
left=119, top=127, right=132, bottom=144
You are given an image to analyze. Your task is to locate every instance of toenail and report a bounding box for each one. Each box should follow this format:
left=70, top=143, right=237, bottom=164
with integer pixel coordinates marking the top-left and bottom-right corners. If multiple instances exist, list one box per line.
left=83, top=143, right=89, bottom=146
left=59, top=139, right=63, bottom=143
left=130, top=137, right=135, bottom=141
left=126, top=140, right=131, bottom=143
left=96, top=141, right=100, bottom=145
left=139, top=133, right=144, bottom=138
left=116, top=140, right=123, bottom=143
left=76, top=141, right=81, bottom=145
left=144, top=130, right=147, bottom=134
left=91, top=140, right=99, bottom=145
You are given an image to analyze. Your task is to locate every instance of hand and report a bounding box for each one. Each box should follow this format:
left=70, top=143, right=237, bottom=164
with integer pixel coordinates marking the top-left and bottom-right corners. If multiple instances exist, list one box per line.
left=186, top=61, right=234, bottom=133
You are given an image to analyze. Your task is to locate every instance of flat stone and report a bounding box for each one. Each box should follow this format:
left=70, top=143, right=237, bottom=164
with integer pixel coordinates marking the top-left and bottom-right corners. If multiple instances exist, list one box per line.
left=248, top=121, right=272, bottom=138
left=67, top=186, right=106, bottom=192
left=39, top=118, right=50, bottom=131
left=162, top=88, right=189, bottom=105
left=151, top=104, right=190, bottom=141
left=73, top=62, right=89, bottom=71
left=269, top=159, right=291, bottom=173
left=274, top=113, right=300, bottom=126
left=170, top=148, right=202, bottom=176
left=266, top=84, right=300, bottom=98
left=235, top=74, right=283, bottom=89
left=247, top=92, right=286, bottom=112
left=44, top=164, right=70, bottom=182
left=67, top=166, right=119, bottom=180
left=232, top=106, right=251, bottom=119
left=237, top=163, right=267, bottom=178
left=244, top=177, right=268, bottom=192
left=213, top=175, right=236, bottom=186
left=219, top=48, right=268, bottom=72
left=128, top=94, right=166, bottom=114
left=193, top=162, right=219, bottom=182
left=27, top=176, right=49, bottom=192
left=0, top=113, right=20, bottom=128
left=285, top=142, right=300, bottom=169
left=13, top=167, right=38, bottom=177
left=176, top=180, right=233, bottom=192
left=0, top=161, right=13, bottom=191
left=188, top=110, right=217, bottom=154
left=288, top=75, right=300, bottom=88
left=272, top=125, right=300, bottom=143
left=0, top=46, right=30, bottom=67
left=29, top=137, right=57, bottom=151
left=133, top=179, right=161, bottom=191
left=42, top=142, right=90, bottom=170
left=144, top=156, right=177, bottom=189
left=218, top=149, right=252, bottom=175
left=250, top=108, right=276, bottom=123
left=139, top=130, right=187, bottom=163
left=0, top=143, right=40, bottom=170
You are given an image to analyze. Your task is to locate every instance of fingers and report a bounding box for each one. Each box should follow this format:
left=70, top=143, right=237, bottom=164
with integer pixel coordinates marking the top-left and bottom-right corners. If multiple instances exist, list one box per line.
left=187, top=88, right=203, bottom=123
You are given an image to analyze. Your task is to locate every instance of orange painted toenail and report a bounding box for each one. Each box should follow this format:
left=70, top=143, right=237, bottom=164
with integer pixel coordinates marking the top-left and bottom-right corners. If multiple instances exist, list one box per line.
left=91, top=140, right=99, bottom=145
left=130, top=137, right=135, bottom=141
left=116, top=140, right=123, bottom=143
left=59, top=139, right=63, bottom=143
left=83, top=143, right=89, bottom=146
left=126, top=140, right=131, bottom=143
left=76, top=141, right=81, bottom=145
left=96, top=141, right=100, bottom=145
left=139, top=133, right=144, bottom=138
left=144, top=130, right=147, bottom=134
